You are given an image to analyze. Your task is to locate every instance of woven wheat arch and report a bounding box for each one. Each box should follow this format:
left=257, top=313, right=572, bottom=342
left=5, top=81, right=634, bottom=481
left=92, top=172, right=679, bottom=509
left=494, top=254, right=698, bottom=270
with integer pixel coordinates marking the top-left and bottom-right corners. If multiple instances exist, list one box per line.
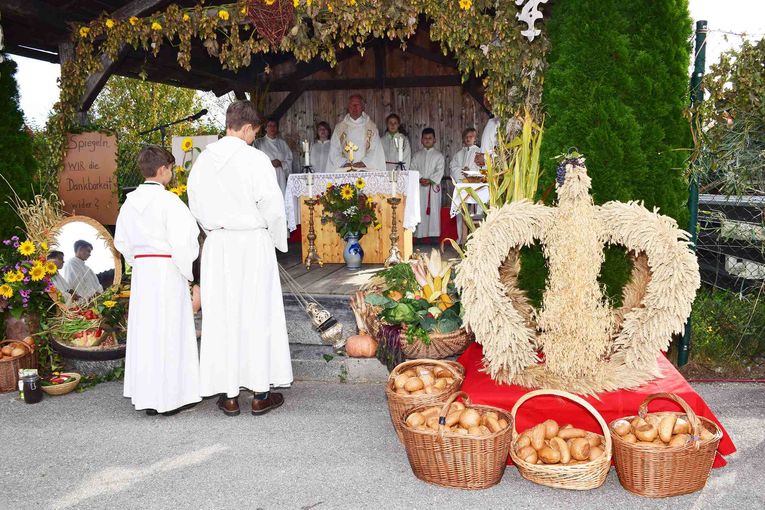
left=455, top=160, right=700, bottom=394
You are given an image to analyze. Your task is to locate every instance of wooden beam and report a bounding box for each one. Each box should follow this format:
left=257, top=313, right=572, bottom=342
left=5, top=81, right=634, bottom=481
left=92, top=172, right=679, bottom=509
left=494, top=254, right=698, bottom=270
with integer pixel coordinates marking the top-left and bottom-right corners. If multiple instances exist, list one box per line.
left=233, top=90, right=248, bottom=100
left=374, top=43, right=386, bottom=89
left=403, top=43, right=458, bottom=69
left=5, top=44, right=59, bottom=63
left=267, top=75, right=463, bottom=92
left=0, top=0, right=69, bottom=33
left=270, top=89, right=304, bottom=120
left=112, top=0, right=174, bottom=19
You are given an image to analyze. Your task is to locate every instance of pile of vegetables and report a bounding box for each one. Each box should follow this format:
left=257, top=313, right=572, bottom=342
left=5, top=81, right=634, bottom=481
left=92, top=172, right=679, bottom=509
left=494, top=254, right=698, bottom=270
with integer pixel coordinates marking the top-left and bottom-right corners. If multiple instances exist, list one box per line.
left=611, top=413, right=715, bottom=447
left=41, top=373, right=77, bottom=386
left=365, top=250, right=463, bottom=345
left=391, top=364, right=458, bottom=396
left=515, top=420, right=607, bottom=465
left=405, top=401, right=509, bottom=437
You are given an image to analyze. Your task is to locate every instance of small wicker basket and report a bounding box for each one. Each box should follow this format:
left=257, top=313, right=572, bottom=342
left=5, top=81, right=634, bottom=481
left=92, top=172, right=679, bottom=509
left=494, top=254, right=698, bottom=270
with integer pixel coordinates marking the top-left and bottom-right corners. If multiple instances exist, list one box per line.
left=0, top=340, right=37, bottom=393
left=399, top=391, right=514, bottom=490
left=610, top=392, right=722, bottom=498
left=509, top=389, right=613, bottom=490
left=41, top=372, right=82, bottom=396
left=386, top=359, right=464, bottom=442
left=399, top=327, right=473, bottom=359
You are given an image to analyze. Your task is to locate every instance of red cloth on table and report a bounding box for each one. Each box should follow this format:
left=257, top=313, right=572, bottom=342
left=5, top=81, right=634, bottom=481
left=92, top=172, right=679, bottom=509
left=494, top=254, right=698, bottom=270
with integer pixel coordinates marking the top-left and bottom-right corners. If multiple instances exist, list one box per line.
left=456, top=343, right=736, bottom=468
left=439, top=207, right=459, bottom=244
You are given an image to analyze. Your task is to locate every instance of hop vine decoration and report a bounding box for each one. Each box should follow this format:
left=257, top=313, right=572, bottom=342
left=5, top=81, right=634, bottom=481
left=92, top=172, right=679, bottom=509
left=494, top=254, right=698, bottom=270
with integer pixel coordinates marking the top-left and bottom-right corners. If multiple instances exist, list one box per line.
left=455, top=158, right=700, bottom=394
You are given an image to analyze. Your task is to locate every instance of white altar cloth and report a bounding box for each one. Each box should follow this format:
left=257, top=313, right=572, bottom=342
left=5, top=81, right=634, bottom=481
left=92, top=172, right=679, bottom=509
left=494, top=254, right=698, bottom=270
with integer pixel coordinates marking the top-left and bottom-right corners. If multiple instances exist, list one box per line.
left=285, top=170, right=421, bottom=232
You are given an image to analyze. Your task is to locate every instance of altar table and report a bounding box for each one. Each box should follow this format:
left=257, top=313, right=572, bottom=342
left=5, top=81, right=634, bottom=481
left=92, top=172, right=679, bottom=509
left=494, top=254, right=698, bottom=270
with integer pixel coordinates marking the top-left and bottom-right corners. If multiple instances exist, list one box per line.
left=457, top=343, right=736, bottom=468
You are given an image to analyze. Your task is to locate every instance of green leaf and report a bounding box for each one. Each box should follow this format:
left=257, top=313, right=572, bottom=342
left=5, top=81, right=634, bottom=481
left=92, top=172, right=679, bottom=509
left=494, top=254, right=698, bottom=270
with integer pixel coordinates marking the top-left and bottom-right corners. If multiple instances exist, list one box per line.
left=364, top=293, right=390, bottom=306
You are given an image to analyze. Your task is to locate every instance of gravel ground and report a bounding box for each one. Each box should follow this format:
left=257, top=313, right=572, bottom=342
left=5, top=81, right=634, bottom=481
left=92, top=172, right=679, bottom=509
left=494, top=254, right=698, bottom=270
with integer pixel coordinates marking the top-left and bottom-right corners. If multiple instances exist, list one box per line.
left=0, top=381, right=761, bottom=510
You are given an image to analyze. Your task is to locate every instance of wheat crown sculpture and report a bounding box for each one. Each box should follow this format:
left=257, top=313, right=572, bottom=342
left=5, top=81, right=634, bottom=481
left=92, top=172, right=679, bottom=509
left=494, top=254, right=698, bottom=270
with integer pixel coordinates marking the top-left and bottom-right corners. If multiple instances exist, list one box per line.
left=455, top=157, right=700, bottom=395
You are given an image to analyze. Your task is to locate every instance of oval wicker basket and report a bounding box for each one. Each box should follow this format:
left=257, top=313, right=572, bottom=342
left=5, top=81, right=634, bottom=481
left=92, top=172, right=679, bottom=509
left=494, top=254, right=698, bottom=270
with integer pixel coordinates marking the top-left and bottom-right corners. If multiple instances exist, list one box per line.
left=399, top=391, right=514, bottom=490
left=399, top=327, right=473, bottom=359
left=509, top=389, right=613, bottom=490
left=609, top=392, right=722, bottom=498
left=41, top=372, right=82, bottom=396
left=386, top=359, right=464, bottom=442
left=0, top=340, right=37, bottom=393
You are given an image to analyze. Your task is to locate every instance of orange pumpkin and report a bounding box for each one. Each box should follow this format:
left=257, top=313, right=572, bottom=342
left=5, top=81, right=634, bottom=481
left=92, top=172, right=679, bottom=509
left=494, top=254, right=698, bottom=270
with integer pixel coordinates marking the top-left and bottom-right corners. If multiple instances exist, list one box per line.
left=345, top=334, right=378, bottom=358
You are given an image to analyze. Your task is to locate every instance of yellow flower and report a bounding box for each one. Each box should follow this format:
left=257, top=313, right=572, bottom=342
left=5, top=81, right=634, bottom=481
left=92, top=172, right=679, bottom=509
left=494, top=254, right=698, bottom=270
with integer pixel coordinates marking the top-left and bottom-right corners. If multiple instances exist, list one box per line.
left=293, top=0, right=299, bottom=7
left=41, top=241, right=48, bottom=251
left=218, top=9, right=229, bottom=21
left=175, top=165, right=185, bottom=174
left=18, top=240, right=35, bottom=256
left=105, top=19, right=115, bottom=29
left=355, top=177, right=365, bottom=189
left=349, top=0, right=357, bottom=5
left=366, top=197, right=373, bottom=207
left=129, top=16, right=139, bottom=26
left=183, top=13, right=190, bottom=22
left=266, top=0, right=276, bottom=5
left=340, top=185, right=354, bottom=200
left=307, top=0, right=312, bottom=5
left=30, top=264, right=46, bottom=282
left=178, top=184, right=187, bottom=194
left=240, top=6, right=248, bottom=15
left=151, top=21, right=162, bottom=31
left=103, top=300, right=117, bottom=308
left=326, top=182, right=334, bottom=190
left=374, top=222, right=382, bottom=230
left=328, top=3, right=333, bottom=12
left=170, top=187, right=181, bottom=196
left=459, top=0, right=472, bottom=10
left=79, top=26, right=90, bottom=38
left=12, top=270, right=24, bottom=282
left=181, top=137, right=194, bottom=152
left=3, top=271, right=17, bottom=283
left=0, top=284, right=13, bottom=299
left=45, top=261, right=58, bottom=275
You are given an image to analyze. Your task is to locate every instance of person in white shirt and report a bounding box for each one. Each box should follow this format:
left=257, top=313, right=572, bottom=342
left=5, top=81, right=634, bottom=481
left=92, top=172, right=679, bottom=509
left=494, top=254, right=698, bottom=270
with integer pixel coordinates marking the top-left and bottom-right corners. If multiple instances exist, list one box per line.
left=188, top=100, right=292, bottom=417
left=310, top=121, right=332, bottom=173
left=327, top=94, right=386, bottom=172
left=254, top=118, right=293, bottom=195
left=47, top=251, right=74, bottom=304
left=450, top=128, right=480, bottom=244
left=475, top=97, right=501, bottom=168
left=411, top=128, right=445, bottom=243
left=380, top=113, right=411, bottom=171
left=62, top=241, right=103, bottom=300
left=114, top=145, right=201, bottom=416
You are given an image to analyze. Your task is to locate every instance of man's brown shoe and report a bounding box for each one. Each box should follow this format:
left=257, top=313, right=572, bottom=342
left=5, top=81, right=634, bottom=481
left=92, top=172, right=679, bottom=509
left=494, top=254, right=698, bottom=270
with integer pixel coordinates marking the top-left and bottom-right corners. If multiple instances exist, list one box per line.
left=251, top=392, right=284, bottom=415
left=217, top=394, right=240, bottom=416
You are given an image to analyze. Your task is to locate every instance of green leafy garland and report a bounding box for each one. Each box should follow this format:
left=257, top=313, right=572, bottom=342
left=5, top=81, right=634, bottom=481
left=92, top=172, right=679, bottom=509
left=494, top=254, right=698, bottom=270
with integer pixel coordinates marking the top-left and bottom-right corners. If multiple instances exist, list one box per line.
left=44, top=0, right=548, bottom=186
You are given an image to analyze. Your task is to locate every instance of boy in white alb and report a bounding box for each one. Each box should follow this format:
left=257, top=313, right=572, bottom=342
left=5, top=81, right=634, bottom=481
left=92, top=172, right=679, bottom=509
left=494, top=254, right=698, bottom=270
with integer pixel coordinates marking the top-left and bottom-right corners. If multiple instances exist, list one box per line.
left=114, top=145, right=201, bottom=416
left=411, top=127, right=445, bottom=243
left=450, top=128, right=480, bottom=244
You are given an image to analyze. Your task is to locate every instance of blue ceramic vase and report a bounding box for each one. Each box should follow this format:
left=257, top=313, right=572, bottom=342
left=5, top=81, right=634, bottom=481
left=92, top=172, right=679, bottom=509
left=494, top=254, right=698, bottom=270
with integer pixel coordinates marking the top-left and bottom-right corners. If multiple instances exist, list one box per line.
left=343, top=233, right=364, bottom=270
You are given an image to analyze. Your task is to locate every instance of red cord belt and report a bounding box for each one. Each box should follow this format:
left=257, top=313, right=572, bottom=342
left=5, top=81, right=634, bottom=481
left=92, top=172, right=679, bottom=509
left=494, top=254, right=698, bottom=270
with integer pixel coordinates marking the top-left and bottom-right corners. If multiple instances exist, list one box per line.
left=134, top=254, right=172, bottom=259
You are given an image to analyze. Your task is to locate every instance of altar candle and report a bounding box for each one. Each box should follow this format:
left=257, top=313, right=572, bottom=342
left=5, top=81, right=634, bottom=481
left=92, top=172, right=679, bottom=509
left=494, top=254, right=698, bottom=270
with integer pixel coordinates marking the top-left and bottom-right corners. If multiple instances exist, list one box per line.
left=307, top=171, right=314, bottom=197
left=303, top=140, right=310, bottom=167
left=396, top=135, right=403, bottom=163
left=391, top=171, right=397, bottom=197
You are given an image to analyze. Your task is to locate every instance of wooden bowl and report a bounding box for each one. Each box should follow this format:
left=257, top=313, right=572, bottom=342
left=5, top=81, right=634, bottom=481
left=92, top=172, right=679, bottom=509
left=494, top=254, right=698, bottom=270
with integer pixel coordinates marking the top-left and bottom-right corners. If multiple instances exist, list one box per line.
left=41, top=372, right=81, bottom=396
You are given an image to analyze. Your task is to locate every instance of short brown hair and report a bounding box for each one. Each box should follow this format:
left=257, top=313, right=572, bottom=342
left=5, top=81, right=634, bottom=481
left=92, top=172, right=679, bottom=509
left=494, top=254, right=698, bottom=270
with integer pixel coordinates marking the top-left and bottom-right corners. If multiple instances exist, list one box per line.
left=226, top=100, right=261, bottom=130
left=137, top=145, right=174, bottom=178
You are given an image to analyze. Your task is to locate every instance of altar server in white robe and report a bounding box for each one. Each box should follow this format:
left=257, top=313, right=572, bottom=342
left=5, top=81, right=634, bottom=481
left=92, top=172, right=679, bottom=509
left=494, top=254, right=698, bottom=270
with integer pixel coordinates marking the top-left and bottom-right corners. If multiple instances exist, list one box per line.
left=47, top=251, right=74, bottom=304
left=450, top=128, right=480, bottom=244
left=188, top=100, right=292, bottom=417
left=63, top=241, right=103, bottom=300
left=327, top=94, right=386, bottom=172
left=310, top=121, right=332, bottom=173
left=254, top=118, right=293, bottom=195
left=412, top=128, right=445, bottom=241
left=380, top=113, right=411, bottom=171
left=114, top=145, right=201, bottom=416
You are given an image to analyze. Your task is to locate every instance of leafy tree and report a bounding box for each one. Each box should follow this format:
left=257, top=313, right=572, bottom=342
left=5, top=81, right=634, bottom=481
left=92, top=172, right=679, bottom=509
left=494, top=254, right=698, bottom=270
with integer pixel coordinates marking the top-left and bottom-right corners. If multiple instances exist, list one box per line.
left=0, top=55, right=37, bottom=239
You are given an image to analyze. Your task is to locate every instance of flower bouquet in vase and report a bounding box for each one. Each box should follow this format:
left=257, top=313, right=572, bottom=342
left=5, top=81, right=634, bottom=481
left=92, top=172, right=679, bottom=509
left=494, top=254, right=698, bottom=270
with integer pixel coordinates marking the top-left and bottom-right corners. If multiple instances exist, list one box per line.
left=319, top=178, right=380, bottom=270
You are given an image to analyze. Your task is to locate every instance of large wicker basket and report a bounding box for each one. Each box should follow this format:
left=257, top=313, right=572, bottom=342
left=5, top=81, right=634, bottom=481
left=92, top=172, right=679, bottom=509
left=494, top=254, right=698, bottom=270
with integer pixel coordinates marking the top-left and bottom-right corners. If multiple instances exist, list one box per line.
left=386, top=359, right=464, bottom=442
left=509, top=389, right=613, bottom=490
left=400, top=391, right=514, bottom=490
left=610, top=392, right=722, bottom=498
left=399, top=327, right=473, bottom=359
left=0, top=340, right=37, bottom=393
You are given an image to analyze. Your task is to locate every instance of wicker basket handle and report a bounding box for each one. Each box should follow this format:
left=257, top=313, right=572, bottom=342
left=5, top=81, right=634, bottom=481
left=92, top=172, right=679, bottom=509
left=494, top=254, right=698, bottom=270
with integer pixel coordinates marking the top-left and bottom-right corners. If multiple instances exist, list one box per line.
left=0, top=339, right=33, bottom=354
left=510, top=389, right=613, bottom=457
left=638, top=392, right=702, bottom=442
left=389, top=359, right=462, bottom=381
left=438, top=390, right=471, bottom=419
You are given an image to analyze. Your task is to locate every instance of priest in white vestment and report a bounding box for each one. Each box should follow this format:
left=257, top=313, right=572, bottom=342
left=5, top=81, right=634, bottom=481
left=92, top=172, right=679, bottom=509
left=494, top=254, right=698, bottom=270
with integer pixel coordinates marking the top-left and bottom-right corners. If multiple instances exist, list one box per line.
left=254, top=118, right=293, bottom=195
left=114, top=145, right=201, bottom=416
left=380, top=113, right=412, bottom=171
left=412, top=128, right=445, bottom=241
left=62, top=241, right=103, bottom=300
left=450, top=128, right=480, bottom=243
left=310, top=121, right=332, bottom=173
left=327, top=94, right=386, bottom=172
left=188, top=100, right=293, bottom=417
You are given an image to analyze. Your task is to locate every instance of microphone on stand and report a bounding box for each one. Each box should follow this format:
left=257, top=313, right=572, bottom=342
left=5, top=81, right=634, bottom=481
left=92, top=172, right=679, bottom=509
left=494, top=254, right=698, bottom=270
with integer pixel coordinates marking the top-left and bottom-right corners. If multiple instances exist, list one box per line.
left=185, top=109, right=208, bottom=122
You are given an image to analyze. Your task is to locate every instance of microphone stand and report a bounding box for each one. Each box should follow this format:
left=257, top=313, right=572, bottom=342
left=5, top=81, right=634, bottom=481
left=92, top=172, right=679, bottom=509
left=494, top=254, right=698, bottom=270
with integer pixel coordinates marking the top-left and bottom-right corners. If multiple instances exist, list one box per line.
left=138, top=109, right=207, bottom=148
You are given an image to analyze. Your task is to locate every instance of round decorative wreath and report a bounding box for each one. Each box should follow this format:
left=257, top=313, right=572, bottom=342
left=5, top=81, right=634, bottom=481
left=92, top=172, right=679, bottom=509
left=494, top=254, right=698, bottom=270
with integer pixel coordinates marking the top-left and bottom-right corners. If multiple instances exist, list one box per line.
left=455, top=159, right=700, bottom=394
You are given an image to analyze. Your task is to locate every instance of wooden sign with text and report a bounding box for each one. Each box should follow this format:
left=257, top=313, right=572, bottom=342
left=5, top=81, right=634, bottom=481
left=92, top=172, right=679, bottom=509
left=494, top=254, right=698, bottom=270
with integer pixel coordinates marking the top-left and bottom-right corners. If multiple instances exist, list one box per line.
left=59, top=132, right=119, bottom=225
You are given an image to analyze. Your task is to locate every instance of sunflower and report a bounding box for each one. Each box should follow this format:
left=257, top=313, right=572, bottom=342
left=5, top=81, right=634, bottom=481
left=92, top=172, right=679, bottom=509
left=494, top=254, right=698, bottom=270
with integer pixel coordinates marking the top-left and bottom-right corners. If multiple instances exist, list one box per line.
left=45, top=261, right=58, bottom=275
left=103, top=300, right=117, bottom=308
left=3, top=271, right=17, bottom=283
left=340, top=185, right=354, bottom=200
left=218, top=9, right=229, bottom=21
left=79, top=26, right=90, bottom=38
left=30, top=264, right=46, bottom=282
left=151, top=21, right=162, bottom=31
left=175, top=165, right=185, bottom=174
left=182, top=13, right=190, bottom=21
left=366, top=196, right=374, bottom=207
left=18, top=240, right=35, bottom=256
left=129, top=16, right=139, bottom=25
left=355, top=177, right=366, bottom=189
left=459, top=0, right=472, bottom=10
left=41, top=241, right=48, bottom=251
left=0, top=284, right=12, bottom=299
left=178, top=184, right=187, bottom=194
left=181, top=137, right=194, bottom=152
left=170, top=187, right=181, bottom=196
left=105, top=18, right=115, bottom=29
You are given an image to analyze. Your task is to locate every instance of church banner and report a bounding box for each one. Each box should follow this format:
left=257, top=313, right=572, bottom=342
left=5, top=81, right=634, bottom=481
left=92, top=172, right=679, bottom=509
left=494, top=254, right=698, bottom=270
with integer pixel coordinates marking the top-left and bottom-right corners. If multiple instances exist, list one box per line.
left=59, top=132, right=119, bottom=225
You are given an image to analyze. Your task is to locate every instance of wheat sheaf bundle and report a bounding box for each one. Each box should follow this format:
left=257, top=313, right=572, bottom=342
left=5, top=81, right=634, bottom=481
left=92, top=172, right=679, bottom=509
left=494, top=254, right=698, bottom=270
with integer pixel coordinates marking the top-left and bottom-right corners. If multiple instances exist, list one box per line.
left=455, top=161, right=700, bottom=395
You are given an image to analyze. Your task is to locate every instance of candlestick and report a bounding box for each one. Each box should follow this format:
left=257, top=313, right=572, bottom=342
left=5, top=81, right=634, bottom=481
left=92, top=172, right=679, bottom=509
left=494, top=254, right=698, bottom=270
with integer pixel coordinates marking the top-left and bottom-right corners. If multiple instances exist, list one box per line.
left=385, top=196, right=403, bottom=268
left=304, top=196, right=323, bottom=270
left=307, top=172, right=313, bottom=197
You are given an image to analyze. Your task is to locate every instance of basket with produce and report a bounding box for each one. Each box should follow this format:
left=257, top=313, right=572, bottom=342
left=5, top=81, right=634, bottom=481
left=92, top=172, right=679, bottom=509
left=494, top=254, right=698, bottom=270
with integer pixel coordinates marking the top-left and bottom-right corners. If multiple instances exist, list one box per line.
left=0, top=338, right=37, bottom=393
